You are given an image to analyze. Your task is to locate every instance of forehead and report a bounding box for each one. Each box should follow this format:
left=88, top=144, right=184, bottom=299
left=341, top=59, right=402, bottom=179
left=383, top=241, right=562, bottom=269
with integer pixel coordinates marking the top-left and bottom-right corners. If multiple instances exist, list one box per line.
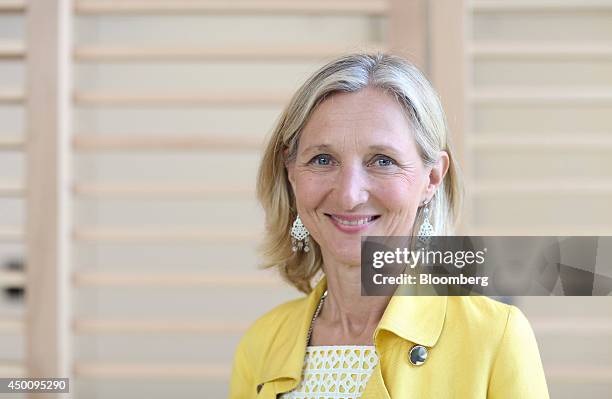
left=300, top=87, right=415, bottom=148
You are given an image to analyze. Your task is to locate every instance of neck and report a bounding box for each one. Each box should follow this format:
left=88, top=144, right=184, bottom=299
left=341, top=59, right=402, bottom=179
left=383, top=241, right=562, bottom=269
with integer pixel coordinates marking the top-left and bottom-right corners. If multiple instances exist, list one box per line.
left=317, top=258, right=391, bottom=344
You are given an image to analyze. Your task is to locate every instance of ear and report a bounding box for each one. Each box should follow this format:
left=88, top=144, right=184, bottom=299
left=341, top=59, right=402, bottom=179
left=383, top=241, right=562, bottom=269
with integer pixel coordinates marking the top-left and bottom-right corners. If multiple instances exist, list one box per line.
left=421, top=151, right=449, bottom=203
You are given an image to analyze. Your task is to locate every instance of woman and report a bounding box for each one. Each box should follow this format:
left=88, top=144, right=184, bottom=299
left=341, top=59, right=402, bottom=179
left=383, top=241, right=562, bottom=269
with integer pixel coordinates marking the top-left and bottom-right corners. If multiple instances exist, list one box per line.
left=230, top=53, right=549, bottom=398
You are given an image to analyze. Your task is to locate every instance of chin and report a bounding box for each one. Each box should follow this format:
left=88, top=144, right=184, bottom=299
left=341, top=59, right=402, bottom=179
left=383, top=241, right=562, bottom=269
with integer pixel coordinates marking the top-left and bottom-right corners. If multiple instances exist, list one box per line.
left=317, top=236, right=364, bottom=265
left=332, top=245, right=362, bottom=266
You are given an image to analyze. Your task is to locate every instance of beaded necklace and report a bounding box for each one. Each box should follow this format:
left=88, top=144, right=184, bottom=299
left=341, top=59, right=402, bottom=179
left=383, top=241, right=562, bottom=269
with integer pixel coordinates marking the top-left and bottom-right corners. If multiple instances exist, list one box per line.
left=305, top=289, right=327, bottom=346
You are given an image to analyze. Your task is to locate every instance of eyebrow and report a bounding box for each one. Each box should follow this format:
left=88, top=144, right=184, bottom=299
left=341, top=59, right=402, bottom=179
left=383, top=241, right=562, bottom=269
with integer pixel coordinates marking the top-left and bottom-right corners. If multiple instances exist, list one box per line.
left=301, top=144, right=400, bottom=154
left=302, top=144, right=334, bottom=153
left=368, top=145, right=400, bottom=153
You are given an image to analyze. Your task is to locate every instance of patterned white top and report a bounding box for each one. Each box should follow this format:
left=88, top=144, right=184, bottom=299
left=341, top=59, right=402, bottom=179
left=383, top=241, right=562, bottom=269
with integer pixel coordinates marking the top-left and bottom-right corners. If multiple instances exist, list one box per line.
left=279, top=345, right=379, bottom=399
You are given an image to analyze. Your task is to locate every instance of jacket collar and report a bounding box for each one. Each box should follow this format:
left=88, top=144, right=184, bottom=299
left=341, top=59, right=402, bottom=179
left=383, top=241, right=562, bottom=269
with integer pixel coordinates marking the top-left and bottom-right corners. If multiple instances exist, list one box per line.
left=374, top=289, right=447, bottom=349
left=258, top=275, right=447, bottom=391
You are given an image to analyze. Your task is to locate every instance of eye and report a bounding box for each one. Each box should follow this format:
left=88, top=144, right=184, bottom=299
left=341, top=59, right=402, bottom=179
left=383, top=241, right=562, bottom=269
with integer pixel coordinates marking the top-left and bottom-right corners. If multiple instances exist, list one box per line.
left=309, top=154, right=334, bottom=166
left=370, top=155, right=396, bottom=167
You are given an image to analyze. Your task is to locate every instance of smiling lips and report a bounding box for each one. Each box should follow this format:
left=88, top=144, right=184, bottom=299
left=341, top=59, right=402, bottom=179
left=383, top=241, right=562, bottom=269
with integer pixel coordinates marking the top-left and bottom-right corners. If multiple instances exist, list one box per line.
left=324, top=213, right=381, bottom=233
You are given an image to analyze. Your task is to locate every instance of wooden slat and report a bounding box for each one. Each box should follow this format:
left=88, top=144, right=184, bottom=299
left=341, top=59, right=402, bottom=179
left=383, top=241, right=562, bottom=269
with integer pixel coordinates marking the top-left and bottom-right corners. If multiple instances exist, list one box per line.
left=471, top=0, right=612, bottom=12
left=389, top=0, right=426, bottom=68
left=74, top=45, right=386, bottom=62
left=74, top=362, right=229, bottom=379
left=470, top=226, right=612, bottom=236
left=430, top=0, right=468, bottom=232
left=72, top=134, right=263, bottom=151
left=0, top=41, right=25, bottom=58
left=73, top=272, right=280, bottom=287
left=473, top=180, right=612, bottom=196
left=0, top=270, right=25, bottom=287
left=470, top=134, right=612, bottom=149
left=0, top=362, right=26, bottom=376
left=545, top=366, right=612, bottom=383
left=26, top=0, right=73, bottom=381
left=532, top=317, right=612, bottom=336
left=471, top=88, right=612, bottom=105
left=0, top=227, right=23, bottom=242
left=74, top=91, right=289, bottom=106
left=74, top=319, right=249, bottom=334
left=0, top=182, right=24, bottom=197
left=471, top=42, right=612, bottom=59
left=73, top=227, right=260, bottom=243
left=0, top=90, right=24, bottom=104
left=75, top=0, right=389, bottom=15
left=0, top=0, right=25, bottom=13
left=0, top=319, right=23, bottom=334
left=0, top=135, right=25, bottom=150
left=73, top=182, right=253, bottom=199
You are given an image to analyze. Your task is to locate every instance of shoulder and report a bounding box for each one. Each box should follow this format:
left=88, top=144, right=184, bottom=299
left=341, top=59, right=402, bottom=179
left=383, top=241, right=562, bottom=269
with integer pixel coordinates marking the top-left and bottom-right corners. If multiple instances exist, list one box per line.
left=248, top=295, right=308, bottom=335
left=469, top=299, right=549, bottom=397
left=444, top=296, right=542, bottom=366
left=444, top=296, right=529, bottom=345
left=440, top=299, right=548, bottom=397
left=235, top=294, right=309, bottom=357
left=447, top=295, right=513, bottom=325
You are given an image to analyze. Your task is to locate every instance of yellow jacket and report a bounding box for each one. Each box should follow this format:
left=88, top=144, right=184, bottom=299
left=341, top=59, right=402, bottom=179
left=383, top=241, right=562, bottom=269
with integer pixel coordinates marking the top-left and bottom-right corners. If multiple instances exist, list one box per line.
left=229, top=275, right=549, bottom=398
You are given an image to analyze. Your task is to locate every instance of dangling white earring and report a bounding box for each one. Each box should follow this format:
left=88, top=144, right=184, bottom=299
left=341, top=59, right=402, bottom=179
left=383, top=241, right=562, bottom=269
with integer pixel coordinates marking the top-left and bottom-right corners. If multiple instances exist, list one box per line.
left=417, top=202, right=434, bottom=244
left=291, top=215, right=310, bottom=252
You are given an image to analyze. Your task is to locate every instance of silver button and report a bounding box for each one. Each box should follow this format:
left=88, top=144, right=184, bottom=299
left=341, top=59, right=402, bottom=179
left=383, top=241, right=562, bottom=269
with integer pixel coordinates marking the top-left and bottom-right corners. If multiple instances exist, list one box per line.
left=409, top=345, right=428, bottom=366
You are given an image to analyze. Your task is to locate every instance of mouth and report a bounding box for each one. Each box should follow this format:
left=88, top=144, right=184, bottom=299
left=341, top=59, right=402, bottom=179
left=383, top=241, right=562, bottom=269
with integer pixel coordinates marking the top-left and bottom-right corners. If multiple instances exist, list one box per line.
left=324, top=213, right=381, bottom=229
left=325, top=214, right=381, bottom=225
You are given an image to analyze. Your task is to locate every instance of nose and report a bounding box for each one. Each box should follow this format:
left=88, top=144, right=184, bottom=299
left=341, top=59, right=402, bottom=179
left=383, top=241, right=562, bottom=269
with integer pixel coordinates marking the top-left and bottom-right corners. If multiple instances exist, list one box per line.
left=335, top=163, right=370, bottom=210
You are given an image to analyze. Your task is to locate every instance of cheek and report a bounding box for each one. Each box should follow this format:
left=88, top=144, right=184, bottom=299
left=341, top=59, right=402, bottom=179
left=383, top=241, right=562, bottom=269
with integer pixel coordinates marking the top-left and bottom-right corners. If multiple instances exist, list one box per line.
left=294, top=173, right=332, bottom=208
left=374, top=178, right=421, bottom=210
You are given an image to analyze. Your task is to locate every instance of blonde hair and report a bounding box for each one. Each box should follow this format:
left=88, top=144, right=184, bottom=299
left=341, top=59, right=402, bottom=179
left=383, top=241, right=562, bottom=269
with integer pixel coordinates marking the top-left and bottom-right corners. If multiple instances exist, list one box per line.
left=256, top=53, right=463, bottom=293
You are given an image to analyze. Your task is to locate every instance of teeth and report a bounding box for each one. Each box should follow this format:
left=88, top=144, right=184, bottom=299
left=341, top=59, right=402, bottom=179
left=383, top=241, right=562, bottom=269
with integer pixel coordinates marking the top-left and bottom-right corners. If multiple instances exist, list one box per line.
left=331, top=215, right=374, bottom=226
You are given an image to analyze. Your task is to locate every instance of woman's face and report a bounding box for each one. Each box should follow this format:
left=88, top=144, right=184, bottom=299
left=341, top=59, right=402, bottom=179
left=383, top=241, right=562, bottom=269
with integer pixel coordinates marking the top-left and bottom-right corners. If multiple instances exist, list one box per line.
left=286, top=87, right=448, bottom=267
